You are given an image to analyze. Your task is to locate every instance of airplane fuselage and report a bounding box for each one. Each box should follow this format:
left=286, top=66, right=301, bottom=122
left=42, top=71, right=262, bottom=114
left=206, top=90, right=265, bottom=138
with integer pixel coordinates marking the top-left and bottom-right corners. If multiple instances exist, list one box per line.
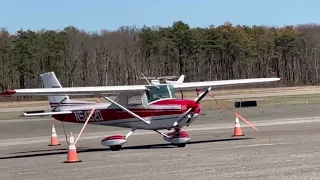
left=52, top=98, right=201, bottom=130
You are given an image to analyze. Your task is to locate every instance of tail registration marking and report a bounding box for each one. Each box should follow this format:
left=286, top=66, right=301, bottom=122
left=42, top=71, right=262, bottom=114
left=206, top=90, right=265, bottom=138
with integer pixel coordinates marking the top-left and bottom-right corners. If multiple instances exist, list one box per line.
left=74, top=110, right=104, bottom=122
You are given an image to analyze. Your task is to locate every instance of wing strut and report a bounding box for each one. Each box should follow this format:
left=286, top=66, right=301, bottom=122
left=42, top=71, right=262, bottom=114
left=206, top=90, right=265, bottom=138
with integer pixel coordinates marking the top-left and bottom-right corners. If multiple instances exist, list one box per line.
left=102, top=96, right=151, bottom=124
left=74, top=95, right=150, bottom=145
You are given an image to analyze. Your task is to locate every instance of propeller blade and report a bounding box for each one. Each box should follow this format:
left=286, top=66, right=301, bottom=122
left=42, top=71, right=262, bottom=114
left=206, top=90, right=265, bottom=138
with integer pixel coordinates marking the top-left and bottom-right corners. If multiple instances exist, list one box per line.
left=173, top=87, right=212, bottom=127
left=173, top=108, right=192, bottom=127
left=194, top=87, right=211, bottom=103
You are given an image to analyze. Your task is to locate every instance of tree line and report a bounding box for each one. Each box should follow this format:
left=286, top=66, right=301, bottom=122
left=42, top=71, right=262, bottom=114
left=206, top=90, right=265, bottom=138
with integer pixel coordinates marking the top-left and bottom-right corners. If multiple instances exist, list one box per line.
left=1, top=21, right=320, bottom=100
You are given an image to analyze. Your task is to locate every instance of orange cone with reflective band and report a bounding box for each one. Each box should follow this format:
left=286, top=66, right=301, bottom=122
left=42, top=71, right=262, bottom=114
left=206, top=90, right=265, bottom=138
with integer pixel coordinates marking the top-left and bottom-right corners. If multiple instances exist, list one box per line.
left=232, top=116, right=244, bottom=137
left=64, top=132, right=82, bottom=163
left=48, top=125, right=61, bottom=146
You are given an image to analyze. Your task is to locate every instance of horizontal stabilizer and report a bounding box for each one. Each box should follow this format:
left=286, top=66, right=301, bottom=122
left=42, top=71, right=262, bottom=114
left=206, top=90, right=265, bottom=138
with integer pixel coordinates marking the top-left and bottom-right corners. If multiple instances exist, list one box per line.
left=24, top=110, right=45, bottom=114
left=23, top=111, right=73, bottom=117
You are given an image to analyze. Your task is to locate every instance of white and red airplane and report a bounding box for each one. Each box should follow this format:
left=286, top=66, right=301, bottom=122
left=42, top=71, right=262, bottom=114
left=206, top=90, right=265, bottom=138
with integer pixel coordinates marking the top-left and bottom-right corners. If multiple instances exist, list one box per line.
left=138, top=74, right=185, bottom=85
left=0, top=72, right=280, bottom=150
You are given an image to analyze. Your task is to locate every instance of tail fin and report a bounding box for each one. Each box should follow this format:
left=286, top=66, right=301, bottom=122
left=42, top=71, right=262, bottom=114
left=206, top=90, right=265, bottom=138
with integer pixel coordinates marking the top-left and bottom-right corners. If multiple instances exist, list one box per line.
left=40, top=72, right=70, bottom=110
left=166, top=75, right=185, bottom=84
left=176, top=75, right=185, bottom=83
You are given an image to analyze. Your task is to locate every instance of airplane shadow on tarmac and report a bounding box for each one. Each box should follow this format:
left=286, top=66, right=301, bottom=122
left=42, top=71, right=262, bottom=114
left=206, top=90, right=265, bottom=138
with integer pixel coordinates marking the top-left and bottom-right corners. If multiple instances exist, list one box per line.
left=0, top=137, right=253, bottom=160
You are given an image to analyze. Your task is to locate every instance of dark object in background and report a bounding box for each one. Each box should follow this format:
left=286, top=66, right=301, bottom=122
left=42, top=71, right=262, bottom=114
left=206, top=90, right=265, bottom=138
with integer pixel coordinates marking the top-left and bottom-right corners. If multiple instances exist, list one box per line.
left=234, top=101, right=257, bottom=108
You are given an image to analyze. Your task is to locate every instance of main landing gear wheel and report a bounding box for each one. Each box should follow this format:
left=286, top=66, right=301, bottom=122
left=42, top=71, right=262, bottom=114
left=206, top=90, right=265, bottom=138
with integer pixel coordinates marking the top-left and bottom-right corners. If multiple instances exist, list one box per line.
left=101, top=129, right=136, bottom=151
left=101, top=135, right=127, bottom=151
left=177, top=143, right=186, bottom=148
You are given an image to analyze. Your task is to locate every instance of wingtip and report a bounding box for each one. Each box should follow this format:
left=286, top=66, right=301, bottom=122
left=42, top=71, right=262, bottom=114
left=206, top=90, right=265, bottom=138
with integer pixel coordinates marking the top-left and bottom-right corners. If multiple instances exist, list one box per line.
left=0, top=89, right=16, bottom=96
left=276, top=77, right=282, bottom=81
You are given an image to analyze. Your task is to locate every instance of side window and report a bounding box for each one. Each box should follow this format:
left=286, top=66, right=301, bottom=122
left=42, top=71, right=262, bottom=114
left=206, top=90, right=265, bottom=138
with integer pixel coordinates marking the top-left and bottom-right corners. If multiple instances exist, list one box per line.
left=127, top=95, right=142, bottom=106
left=145, top=90, right=153, bottom=102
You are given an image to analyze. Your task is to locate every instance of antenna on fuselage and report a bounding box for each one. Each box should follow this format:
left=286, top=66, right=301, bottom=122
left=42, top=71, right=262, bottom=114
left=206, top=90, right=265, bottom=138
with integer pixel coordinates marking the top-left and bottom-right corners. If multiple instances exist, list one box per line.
left=140, top=72, right=166, bottom=101
left=140, top=72, right=152, bottom=85
left=140, top=72, right=160, bottom=89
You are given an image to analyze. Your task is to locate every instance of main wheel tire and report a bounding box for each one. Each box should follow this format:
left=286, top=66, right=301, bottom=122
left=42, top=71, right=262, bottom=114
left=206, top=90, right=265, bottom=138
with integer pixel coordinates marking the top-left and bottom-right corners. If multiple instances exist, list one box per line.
left=177, top=143, right=186, bottom=147
left=110, top=145, right=122, bottom=151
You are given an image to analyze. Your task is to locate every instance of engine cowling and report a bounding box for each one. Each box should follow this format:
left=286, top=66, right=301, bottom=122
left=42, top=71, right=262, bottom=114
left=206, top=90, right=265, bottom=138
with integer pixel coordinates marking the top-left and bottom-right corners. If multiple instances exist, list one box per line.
left=163, top=130, right=190, bottom=145
left=101, top=135, right=127, bottom=147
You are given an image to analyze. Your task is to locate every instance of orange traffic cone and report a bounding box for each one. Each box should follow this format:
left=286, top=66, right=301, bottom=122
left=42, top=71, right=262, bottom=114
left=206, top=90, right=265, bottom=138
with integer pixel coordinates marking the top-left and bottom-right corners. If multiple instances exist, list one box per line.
left=64, top=132, right=82, bottom=163
left=232, top=116, right=245, bottom=137
left=48, top=125, right=61, bottom=146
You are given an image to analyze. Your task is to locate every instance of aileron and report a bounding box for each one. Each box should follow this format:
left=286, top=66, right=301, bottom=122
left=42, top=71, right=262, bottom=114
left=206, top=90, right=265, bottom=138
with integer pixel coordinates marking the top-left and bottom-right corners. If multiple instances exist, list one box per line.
left=172, top=78, right=280, bottom=90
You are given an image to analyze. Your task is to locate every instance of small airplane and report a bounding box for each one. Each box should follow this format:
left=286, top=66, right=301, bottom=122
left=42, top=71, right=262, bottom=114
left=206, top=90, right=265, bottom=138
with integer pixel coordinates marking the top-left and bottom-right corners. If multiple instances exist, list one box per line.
left=0, top=72, right=280, bottom=151
left=138, top=74, right=185, bottom=85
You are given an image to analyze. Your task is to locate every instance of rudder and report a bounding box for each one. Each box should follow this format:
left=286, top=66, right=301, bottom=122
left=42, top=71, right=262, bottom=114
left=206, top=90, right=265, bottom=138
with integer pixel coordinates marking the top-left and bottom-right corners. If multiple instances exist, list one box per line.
left=40, top=72, right=70, bottom=110
left=177, top=75, right=185, bottom=83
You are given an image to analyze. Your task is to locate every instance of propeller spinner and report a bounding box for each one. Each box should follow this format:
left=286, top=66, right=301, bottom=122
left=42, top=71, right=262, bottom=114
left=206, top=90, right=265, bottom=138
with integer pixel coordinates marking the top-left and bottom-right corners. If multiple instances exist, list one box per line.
left=173, top=87, right=211, bottom=127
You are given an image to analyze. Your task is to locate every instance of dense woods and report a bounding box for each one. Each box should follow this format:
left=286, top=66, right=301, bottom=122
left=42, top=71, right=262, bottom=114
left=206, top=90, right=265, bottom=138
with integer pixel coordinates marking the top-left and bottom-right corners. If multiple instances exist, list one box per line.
left=1, top=21, right=320, bottom=94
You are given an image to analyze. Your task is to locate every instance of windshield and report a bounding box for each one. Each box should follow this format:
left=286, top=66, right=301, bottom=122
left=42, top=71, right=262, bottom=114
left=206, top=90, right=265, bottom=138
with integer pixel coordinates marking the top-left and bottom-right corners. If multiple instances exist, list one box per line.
left=145, top=85, right=175, bottom=103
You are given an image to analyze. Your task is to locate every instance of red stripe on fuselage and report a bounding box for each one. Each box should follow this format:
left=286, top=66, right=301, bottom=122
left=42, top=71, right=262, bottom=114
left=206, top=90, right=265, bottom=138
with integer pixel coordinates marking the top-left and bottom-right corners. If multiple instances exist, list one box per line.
left=52, top=108, right=183, bottom=123
left=52, top=98, right=201, bottom=123
left=151, top=99, right=201, bottom=114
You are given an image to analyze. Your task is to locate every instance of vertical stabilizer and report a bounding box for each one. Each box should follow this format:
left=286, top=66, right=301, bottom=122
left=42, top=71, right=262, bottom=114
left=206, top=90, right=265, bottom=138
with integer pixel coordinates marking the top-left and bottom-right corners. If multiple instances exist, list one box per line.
left=176, top=75, right=185, bottom=83
left=166, top=75, right=185, bottom=84
left=40, top=72, right=70, bottom=110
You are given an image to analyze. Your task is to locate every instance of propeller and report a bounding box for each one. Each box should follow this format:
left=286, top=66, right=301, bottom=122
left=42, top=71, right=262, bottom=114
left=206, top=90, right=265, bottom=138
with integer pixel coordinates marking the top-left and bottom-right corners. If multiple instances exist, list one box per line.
left=173, top=87, right=211, bottom=127
left=194, top=87, right=211, bottom=103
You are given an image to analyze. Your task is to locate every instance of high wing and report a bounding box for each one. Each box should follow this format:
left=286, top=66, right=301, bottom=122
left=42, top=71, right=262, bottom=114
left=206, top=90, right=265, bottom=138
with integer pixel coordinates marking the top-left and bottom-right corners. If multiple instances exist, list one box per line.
left=0, top=85, right=147, bottom=96
left=172, top=78, right=280, bottom=91
left=0, top=78, right=280, bottom=96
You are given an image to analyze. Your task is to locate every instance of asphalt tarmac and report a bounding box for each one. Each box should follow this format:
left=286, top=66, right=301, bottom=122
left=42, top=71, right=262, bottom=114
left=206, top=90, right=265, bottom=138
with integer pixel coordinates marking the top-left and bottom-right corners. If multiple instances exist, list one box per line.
left=1, top=103, right=320, bottom=179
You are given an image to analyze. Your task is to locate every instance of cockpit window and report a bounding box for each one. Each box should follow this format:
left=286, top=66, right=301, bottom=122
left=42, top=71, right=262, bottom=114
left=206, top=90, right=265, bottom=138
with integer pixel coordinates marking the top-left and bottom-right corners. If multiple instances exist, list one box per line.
left=145, top=85, right=175, bottom=103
